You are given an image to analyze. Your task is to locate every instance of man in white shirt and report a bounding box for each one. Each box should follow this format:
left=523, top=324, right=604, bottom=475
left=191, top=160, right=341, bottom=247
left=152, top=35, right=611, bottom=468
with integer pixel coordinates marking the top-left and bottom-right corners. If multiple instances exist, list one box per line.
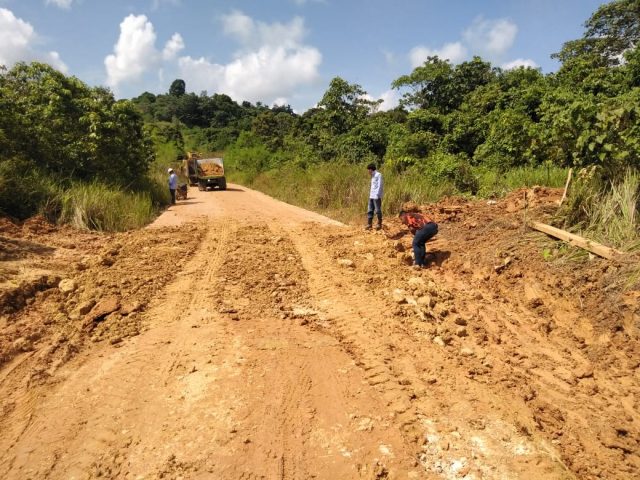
left=366, top=163, right=383, bottom=230
left=168, top=168, right=178, bottom=205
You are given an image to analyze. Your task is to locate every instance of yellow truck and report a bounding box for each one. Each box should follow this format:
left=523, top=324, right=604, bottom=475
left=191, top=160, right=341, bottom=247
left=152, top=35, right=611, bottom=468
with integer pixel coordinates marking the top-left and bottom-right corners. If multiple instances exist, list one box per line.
left=195, top=157, right=227, bottom=191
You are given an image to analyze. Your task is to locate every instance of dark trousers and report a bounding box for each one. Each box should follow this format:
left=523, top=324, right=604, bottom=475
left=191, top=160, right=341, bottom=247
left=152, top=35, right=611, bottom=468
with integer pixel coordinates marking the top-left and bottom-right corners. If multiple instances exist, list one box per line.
left=413, top=222, right=438, bottom=266
left=367, top=198, right=382, bottom=224
left=170, top=189, right=176, bottom=204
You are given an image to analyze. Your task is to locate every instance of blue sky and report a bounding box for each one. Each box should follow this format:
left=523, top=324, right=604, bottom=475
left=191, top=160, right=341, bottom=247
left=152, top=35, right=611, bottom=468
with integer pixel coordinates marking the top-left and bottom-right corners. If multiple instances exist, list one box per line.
left=0, top=0, right=608, bottom=111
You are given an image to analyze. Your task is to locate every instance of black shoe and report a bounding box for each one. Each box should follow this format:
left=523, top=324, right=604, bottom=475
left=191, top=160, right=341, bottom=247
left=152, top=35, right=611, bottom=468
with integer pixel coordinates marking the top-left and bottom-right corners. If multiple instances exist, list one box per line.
left=375, top=223, right=382, bottom=230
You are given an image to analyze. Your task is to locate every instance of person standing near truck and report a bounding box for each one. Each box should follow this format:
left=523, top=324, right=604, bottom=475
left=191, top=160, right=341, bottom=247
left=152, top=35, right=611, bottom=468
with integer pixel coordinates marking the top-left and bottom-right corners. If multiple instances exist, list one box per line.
left=366, top=163, right=383, bottom=230
left=399, top=209, right=438, bottom=268
left=168, top=168, right=178, bottom=205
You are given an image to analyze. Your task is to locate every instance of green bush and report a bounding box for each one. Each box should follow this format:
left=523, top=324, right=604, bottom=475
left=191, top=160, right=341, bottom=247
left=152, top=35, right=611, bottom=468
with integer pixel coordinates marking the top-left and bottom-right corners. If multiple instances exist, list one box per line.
left=0, top=158, right=60, bottom=220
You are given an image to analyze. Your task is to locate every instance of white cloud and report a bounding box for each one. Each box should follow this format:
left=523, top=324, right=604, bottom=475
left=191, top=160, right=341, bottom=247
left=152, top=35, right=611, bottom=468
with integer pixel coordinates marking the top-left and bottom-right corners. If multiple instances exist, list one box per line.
left=378, top=89, right=399, bottom=111
left=46, top=51, right=67, bottom=70
left=363, top=90, right=399, bottom=112
left=178, top=45, right=321, bottom=104
left=221, top=10, right=255, bottom=45
left=45, top=0, right=74, bottom=9
left=0, top=8, right=67, bottom=71
left=410, top=42, right=467, bottom=67
left=162, top=32, right=184, bottom=60
left=105, top=14, right=158, bottom=88
left=177, top=11, right=322, bottom=105
left=463, top=17, right=518, bottom=57
left=103, top=10, right=321, bottom=105
left=408, top=16, right=521, bottom=68
left=502, top=58, right=538, bottom=70
left=221, top=11, right=305, bottom=49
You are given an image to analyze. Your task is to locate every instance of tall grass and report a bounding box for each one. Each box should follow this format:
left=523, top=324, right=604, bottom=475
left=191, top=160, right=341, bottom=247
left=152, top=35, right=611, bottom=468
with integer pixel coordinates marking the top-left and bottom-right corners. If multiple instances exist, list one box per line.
left=561, top=169, right=640, bottom=251
left=0, top=157, right=60, bottom=220
left=1, top=155, right=170, bottom=231
left=476, top=165, right=568, bottom=197
left=227, top=161, right=567, bottom=223
left=229, top=163, right=455, bottom=223
left=58, top=183, right=160, bottom=231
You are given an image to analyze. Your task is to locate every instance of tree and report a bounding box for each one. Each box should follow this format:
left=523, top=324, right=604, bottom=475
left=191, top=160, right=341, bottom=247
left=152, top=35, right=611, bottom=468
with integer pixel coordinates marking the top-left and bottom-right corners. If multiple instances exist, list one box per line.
left=553, top=0, right=640, bottom=66
left=473, top=109, right=536, bottom=169
left=169, top=78, right=186, bottom=97
left=392, top=56, right=455, bottom=111
left=624, top=44, right=640, bottom=86
left=316, top=77, right=380, bottom=135
left=0, top=62, right=153, bottom=186
left=392, top=56, right=495, bottom=112
left=251, top=111, right=296, bottom=151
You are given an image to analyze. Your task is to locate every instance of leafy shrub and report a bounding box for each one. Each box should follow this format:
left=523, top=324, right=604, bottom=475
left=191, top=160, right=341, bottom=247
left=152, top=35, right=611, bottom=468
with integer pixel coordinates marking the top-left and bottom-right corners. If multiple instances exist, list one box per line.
left=0, top=158, right=59, bottom=220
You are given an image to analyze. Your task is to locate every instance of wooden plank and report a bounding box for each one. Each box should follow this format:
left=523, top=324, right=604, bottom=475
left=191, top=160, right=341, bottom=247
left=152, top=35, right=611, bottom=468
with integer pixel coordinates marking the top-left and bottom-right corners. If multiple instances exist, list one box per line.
left=530, top=221, right=623, bottom=260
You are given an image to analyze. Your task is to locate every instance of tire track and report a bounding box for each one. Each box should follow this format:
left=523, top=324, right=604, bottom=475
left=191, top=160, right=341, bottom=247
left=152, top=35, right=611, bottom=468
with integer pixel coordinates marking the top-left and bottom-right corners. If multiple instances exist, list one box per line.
left=285, top=224, right=573, bottom=479
left=0, top=220, right=232, bottom=478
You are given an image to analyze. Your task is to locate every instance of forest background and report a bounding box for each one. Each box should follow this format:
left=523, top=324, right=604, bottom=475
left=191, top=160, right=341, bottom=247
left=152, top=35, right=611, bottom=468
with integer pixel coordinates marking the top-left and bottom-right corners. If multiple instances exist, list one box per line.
left=0, top=0, right=638, bottom=249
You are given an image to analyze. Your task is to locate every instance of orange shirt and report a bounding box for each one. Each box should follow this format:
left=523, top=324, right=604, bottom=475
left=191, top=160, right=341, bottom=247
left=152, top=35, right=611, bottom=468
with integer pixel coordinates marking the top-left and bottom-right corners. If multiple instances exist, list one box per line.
left=401, top=212, right=433, bottom=231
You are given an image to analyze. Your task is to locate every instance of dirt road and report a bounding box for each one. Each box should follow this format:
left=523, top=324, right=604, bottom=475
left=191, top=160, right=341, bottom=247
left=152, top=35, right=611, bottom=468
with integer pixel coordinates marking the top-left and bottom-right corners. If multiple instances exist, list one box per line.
left=0, top=185, right=638, bottom=479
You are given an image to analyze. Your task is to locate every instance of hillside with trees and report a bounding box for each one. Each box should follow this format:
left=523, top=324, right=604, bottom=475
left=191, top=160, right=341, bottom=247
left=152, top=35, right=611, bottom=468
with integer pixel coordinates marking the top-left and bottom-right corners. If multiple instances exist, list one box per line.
left=0, top=0, right=638, bottom=246
left=126, top=0, right=639, bottom=248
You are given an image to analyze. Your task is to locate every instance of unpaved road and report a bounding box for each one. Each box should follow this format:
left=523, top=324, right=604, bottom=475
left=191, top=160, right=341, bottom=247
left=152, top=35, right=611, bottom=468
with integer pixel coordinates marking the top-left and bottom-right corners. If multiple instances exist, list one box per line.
left=0, top=185, right=638, bottom=479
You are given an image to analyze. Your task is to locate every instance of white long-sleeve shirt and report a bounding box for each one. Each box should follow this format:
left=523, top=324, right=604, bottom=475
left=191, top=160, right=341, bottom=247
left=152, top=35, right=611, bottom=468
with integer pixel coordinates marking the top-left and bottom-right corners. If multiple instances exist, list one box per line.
left=369, top=171, right=383, bottom=199
left=168, top=173, right=178, bottom=190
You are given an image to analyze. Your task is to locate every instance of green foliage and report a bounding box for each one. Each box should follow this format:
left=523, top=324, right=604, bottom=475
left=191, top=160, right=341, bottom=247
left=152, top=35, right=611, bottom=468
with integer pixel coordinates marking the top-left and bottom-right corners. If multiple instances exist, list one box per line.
left=59, top=182, right=158, bottom=232
left=553, top=0, right=640, bottom=67
left=0, top=157, right=59, bottom=220
left=560, top=167, right=639, bottom=250
left=537, top=88, right=640, bottom=175
left=169, top=79, right=186, bottom=97
left=316, top=77, right=381, bottom=135
left=0, top=62, right=153, bottom=186
left=626, top=45, right=640, bottom=87
left=0, top=62, right=165, bottom=229
left=474, top=109, right=537, bottom=169
left=392, top=56, right=495, bottom=112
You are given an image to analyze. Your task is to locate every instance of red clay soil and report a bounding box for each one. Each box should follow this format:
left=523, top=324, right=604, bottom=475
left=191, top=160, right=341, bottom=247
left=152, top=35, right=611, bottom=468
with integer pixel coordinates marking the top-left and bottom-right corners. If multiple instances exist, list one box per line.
left=0, top=185, right=637, bottom=479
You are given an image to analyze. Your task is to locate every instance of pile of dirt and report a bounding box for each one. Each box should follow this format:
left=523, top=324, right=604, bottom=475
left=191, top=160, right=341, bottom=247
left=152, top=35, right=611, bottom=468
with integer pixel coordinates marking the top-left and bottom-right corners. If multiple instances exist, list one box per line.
left=0, top=216, right=206, bottom=379
left=308, top=188, right=639, bottom=479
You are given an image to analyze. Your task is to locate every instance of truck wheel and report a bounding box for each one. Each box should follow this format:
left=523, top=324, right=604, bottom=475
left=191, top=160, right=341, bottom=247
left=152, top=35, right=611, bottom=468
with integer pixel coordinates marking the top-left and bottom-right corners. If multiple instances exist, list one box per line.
left=219, top=177, right=227, bottom=190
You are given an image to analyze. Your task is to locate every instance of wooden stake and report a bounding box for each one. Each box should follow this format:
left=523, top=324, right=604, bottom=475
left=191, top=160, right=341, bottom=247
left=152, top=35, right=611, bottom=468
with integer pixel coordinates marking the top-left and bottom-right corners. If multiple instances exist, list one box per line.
left=530, top=221, right=623, bottom=260
left=559, top=168, right=573, bottom=207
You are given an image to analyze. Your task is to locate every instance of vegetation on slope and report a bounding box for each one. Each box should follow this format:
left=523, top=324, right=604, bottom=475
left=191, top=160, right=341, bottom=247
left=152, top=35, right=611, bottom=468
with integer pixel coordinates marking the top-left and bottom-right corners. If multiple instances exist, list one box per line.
left=0, top=0, right=638, bottom=244
left=0, top=63, right=166, bottom=230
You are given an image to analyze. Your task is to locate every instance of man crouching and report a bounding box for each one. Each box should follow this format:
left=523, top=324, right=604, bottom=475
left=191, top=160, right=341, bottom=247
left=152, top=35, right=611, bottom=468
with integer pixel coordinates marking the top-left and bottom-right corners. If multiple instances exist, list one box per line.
left=399, top=208, right=438, bottom=268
